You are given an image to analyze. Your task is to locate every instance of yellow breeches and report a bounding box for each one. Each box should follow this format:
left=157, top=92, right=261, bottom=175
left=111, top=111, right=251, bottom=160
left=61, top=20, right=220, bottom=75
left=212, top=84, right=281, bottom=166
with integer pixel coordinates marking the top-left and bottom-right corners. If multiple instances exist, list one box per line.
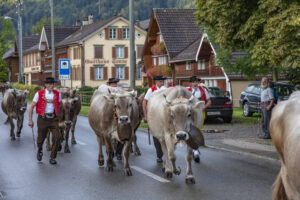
left=201, top=112, right=206, bottom=130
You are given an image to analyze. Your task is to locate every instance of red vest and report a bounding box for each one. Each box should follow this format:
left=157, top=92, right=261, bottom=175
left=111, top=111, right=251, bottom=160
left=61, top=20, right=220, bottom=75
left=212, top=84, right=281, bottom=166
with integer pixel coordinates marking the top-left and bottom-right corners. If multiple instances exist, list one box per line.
left=151, top=86, right=157, bottom=92
left=188, top=86, right=206, bottom=102
left=36, top=89, right=60, bottom=116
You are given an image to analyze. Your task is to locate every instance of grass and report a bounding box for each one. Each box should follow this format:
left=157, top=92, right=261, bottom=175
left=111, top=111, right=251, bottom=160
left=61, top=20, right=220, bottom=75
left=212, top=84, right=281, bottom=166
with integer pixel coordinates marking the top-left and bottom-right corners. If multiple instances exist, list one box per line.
left=79, top=105, right=90, bottom=116
left=232, top=108, right=261, bottom=124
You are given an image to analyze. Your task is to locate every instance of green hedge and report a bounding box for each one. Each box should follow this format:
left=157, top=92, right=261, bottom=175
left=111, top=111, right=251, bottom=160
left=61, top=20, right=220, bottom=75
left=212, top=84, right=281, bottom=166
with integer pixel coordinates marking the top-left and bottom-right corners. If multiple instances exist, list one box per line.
left=136, top=86, right=148, bottom=95
left=12, top=83, right=42, bottom=100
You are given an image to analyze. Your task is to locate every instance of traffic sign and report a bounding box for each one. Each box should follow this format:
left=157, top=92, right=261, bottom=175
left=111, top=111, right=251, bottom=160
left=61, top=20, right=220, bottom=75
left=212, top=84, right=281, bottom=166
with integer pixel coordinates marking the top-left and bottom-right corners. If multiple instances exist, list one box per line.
left=59, top=59, right=70, bottom=80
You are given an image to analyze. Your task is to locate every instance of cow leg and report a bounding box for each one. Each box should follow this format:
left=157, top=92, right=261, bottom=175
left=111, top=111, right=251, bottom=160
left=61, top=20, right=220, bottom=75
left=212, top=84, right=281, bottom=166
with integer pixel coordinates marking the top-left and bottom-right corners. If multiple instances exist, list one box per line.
left=71, top=116, right=77, bottom=144
left=159, top=139, right=172, bottom=178
left=64, top=127, right=71, bottom=153
left=96, top=135, right=105, bottom=166
left=123, top=140, right=133, bottom=176
left=46, top=130, right=51, bottom=151
left=57, top=129, right=63, bottom=152
left=16, top=114, right=24, bottom=137
left=133, top=134, right=141, bottom=156
left=165, top=134, right=181, bottom=176
left=185, top=146, right=195, bottom=184
left=8, top=116, right=15, bottom=140
left=104, top=135, right=114, bottom=171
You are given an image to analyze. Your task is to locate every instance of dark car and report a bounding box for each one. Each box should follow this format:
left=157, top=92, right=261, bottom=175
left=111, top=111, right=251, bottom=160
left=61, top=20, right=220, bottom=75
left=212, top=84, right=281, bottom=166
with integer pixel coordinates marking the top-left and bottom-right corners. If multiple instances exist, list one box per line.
left=206, top=87, right=233, bottom=123
left=239, top=81, right=296, bottom=116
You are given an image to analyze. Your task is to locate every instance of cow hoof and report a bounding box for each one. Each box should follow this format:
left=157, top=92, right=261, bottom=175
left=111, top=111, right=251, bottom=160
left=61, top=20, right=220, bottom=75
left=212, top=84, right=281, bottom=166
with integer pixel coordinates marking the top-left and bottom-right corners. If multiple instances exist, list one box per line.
left=57, top=145, right=62, bottom=152
left=162, top=168, right=165, bottom=173
left=11, top=136, right=16, bottom=141
left=71, top=140, right=77, bottom=145
left=164, top=171, right=173, bottom=178
left=98, top=159, right=105, bottom=166
left=106, top=166, right=114, bottom=172
left=46, top=146, right=51, bottom=151
left=124, top=168, right=132, bottom=176
left=64, top=148, right=71, bottom=153
left=185, top=177, right=195, bottom=184
left=134, top=150, right=141, bottom=156
left=16, top=132, right=21, bottom=137
left=173, top=167, right=181, bottom=175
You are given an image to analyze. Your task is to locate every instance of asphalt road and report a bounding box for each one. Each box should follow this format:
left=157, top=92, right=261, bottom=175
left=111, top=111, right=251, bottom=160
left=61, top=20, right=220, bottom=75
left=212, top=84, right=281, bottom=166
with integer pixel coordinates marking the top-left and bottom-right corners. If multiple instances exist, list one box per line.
left=0, top=101, right=280, bottom=200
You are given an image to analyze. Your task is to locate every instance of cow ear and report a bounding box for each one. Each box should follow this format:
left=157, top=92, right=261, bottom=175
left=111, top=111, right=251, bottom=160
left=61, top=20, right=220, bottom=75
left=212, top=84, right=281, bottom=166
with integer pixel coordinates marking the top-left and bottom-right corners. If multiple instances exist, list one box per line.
left=24, top=89, right=29, bottom=97
left=163, top=94, right=171, bottom=106
left=103, top=95, right=114, bottom=102
left=192, top=101, right=205, bottom=111
left=12, top=89, right=17, bottom=97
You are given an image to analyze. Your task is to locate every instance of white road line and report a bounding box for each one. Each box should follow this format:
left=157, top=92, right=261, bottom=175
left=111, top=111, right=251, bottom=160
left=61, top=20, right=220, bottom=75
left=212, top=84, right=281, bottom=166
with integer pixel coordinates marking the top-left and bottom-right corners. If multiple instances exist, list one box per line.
left=131, top=165, right=170, bottom=183
left=76, top=140, right=87, bottom=146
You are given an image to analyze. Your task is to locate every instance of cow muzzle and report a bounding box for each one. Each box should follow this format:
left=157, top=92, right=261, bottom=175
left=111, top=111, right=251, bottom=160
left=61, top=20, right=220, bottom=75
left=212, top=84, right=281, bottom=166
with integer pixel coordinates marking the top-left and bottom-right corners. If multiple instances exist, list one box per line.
left=64, top=120, right=72, bottom=126
left=176, top=131, right=189, bottom=141
left=118, top=116, right=131, bottom=124
left=20, top=107, right=26, bottom=112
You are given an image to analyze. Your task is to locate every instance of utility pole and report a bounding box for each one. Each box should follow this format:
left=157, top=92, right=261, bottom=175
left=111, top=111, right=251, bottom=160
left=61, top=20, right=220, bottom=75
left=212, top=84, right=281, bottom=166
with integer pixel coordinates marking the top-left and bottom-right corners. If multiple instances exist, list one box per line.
left=50, top=0, right=55, bottom=78
left=129, top=0, right=136, bottom=89
left=16, top=0, right=23, bottom=83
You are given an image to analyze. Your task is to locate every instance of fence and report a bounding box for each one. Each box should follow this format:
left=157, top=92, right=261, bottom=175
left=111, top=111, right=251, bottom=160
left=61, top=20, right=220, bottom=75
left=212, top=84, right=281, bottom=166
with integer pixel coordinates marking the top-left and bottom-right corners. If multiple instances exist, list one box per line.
left=78, top=91, right=93, bottom=106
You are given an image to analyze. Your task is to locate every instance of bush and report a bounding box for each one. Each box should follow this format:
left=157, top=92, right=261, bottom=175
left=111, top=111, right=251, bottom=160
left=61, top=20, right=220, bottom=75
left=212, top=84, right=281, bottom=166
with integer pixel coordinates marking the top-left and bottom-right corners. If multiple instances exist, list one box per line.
left=13, top=83, right=42, bottom=100
left=79, top=85, right=94, bottom=92
left=136, top=86, right=148, bottom=95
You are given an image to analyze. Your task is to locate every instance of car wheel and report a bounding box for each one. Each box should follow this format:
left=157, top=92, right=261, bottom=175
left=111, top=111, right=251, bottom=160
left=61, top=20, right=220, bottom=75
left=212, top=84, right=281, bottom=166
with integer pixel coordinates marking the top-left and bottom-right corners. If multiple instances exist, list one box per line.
left=243, top=102, right=253, bottom=117
left=224, top=117, right=232, bottom=123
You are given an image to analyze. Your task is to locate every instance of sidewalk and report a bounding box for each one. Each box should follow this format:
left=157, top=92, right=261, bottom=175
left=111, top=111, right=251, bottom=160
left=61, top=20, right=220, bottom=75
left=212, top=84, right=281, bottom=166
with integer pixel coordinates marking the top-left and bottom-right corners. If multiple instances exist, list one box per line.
left=138, top=121, right=280, bottom=162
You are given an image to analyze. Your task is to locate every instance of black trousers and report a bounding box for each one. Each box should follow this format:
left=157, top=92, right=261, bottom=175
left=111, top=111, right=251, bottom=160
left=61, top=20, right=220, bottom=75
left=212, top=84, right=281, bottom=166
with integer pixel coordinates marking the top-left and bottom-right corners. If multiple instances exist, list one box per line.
left=261, top=104, right=272, bottom=136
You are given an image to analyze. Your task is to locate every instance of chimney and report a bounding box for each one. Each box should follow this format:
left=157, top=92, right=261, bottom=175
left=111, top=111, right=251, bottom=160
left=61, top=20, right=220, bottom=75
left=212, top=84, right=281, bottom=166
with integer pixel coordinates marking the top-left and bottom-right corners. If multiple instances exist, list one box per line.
left=82, top=17, right=89, bottom=26
left=88, top=14, right=93, bottom=24
left=76, top=19, right=81, bottom=26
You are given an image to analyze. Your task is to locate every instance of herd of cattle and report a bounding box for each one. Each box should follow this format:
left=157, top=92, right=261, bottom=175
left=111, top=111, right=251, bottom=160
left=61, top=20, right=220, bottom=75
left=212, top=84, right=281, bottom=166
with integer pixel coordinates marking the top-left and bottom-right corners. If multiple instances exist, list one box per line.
left=1, top=83, right=300, bottom=198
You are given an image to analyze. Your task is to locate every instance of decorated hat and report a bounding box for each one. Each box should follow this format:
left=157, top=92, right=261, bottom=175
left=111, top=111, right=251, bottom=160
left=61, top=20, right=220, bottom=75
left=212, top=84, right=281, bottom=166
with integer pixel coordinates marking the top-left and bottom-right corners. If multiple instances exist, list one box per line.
left=189, top=76, right=201, bottom=82
left=153, top=75, right=167, bottom=81
left=107, top=78, right=120, bottom=84
left=44, top=77, right=58, bottom=83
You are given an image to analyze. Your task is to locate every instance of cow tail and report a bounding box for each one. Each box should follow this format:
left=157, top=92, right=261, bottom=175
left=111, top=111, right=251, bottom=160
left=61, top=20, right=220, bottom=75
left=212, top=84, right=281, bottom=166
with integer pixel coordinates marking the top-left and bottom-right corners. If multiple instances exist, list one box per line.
left=4, top=117, right=9, bottom=124
left=272, top=173, right=288, bottom=200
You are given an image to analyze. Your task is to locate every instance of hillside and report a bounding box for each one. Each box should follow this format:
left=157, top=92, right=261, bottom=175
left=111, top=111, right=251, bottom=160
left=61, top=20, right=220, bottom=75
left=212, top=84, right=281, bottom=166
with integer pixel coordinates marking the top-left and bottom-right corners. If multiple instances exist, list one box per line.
left=0, top=0, right=194, bottom=35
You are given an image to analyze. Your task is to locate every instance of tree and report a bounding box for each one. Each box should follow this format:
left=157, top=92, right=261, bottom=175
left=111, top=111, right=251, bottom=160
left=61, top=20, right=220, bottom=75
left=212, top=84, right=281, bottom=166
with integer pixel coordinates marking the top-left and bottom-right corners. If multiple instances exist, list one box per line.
left=31, top=16, right=61, bottom=34
left=194, top=0, right=300, bottom=80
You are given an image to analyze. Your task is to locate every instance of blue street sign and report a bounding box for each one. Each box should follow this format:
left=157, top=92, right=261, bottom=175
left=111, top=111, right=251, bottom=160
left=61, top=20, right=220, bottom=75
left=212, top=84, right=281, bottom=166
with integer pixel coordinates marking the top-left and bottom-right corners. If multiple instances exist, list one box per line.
left=59, top=59, right=70, bottom=80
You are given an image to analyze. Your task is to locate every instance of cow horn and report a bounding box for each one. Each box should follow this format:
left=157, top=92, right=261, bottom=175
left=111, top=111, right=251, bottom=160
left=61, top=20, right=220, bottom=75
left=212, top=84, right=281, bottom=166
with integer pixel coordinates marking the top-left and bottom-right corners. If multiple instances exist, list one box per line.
left=163, top=94, right=171, bottom=105
left=189, top=95, right=194, bottom=102
left=108, top=88, right=111, bottom=94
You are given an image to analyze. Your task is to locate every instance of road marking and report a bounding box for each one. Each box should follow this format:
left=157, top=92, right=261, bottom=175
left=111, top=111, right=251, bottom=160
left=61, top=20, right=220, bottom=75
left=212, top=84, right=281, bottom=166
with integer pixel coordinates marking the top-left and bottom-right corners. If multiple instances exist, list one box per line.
left=76, top=140, right=87, bottom=146
left=131, top=166, right=170, bottom=183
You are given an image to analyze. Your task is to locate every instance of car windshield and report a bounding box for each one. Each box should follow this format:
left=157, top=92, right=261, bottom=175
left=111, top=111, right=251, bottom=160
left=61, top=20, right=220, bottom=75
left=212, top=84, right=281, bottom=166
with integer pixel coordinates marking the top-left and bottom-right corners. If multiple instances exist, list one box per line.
left=275, top=85, right=296, bottom=97
left=209, top=88, right=225, bottom=97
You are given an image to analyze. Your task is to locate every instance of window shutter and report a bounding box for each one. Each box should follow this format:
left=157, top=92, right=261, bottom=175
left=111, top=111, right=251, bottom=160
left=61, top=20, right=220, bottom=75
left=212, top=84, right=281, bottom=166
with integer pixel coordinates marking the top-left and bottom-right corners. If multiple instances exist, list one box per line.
left=137, top=46, right=143, bottom=58
left=70, top=66, right=73, bottom=80
left=100, top=46, right=103, bottom=58
left=125, top=47, right=128, bottom=58
left=105, top=28, right=109, bottom=40
left=75, top=68, right=77, bottom=80
left=78, top=67, right=81, bottom=80
left=90, top=67, right=95, bottom=80
left=95, top=46, right=102, bottom=58
left=125, top=66, right=129, bottom=80
left=112, top=47, right=116, bottom=58
left=104, top=67, right=108, bottom=80
left=112, top=67, right=116, bottom=77
left=118, top=28, right=123, bottom=40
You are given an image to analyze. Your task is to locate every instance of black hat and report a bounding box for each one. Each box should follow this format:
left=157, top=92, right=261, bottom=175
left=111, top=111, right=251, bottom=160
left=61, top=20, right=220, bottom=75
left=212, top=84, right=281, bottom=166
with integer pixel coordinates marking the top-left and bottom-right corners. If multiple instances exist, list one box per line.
left=107, top=78, right=120, bottom=84
left=44, top=77, right=58, bottom=83
left=189, top=76, right=201, bottom=82
left=153, top=75, right=167, bottom=81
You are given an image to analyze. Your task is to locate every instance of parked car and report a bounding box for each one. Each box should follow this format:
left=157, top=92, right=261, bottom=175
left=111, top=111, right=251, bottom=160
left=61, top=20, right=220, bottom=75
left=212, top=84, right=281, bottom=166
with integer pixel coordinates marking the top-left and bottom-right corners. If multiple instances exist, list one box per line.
left=239, top=81, right=297, bottom=116
left=206, top=87, right=233, bottom=123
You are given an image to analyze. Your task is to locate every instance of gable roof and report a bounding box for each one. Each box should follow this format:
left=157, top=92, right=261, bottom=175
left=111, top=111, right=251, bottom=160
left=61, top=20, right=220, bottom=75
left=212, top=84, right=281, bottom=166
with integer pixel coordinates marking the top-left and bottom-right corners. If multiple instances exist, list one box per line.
left=3, top=47, right=15, bottom=59
left=135, top=19, right=150, bottom=31
left=154, top=9, right=202, bottom=59
left=16, top=34, right=40, bottom=52
left=169, top=38, right=201, bottom=63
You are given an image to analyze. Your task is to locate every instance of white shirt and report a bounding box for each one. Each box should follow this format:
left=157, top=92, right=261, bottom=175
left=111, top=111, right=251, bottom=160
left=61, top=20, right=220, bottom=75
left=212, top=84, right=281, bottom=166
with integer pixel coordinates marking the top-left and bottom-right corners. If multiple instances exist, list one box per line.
left=144, top=86, right=166, bottom=101
left=33, top=89, right=62, bottom=114
left=190, top=87, right=210, bottom=100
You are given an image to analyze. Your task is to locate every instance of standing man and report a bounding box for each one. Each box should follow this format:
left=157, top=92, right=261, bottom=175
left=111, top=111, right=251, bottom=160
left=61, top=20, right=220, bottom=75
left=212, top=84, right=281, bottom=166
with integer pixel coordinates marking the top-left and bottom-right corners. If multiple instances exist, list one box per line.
left=28, top=77, right=62, bottom=165
left=143, top=75, right=167, bottom=163
left=260, top=77, right=274, bottom=139
left=187, top=76, right=211, bottom=163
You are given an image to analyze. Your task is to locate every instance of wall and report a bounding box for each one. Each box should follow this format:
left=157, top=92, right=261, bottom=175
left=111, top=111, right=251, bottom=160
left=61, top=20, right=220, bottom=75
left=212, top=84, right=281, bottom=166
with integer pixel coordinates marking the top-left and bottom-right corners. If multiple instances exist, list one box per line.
left=230, top=80, right=251, bottom=108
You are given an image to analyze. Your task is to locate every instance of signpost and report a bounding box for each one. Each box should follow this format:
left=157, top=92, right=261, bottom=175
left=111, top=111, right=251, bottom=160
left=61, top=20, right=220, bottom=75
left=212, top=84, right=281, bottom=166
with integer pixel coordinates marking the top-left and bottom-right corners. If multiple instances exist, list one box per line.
left=59, top=59, right=70, bottom=87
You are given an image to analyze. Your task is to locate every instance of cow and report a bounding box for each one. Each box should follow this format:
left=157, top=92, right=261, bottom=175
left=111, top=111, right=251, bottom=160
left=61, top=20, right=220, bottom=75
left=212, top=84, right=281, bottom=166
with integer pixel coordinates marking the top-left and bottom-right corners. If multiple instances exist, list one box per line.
left=46, top=88, right=81, bottom=153
left=270, top=91, right=300, bottom=200
left=0, top=82, right=12, bottom=96
left=89, top=86, right=139, bottom=176
left=1, top=89, right=28, bottom=140
left=147, top=86, right=204, bottom=184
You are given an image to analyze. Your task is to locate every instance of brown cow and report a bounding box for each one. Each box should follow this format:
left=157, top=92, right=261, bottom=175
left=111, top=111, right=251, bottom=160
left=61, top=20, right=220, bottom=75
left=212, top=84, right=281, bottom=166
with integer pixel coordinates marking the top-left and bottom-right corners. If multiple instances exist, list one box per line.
left=46, top=89, right=81, bottom=153
left=1, top=89, right=28, bottom=140
left=89, top=86, right=139, bottom=176
left=270, top=91, right=300, bottom=200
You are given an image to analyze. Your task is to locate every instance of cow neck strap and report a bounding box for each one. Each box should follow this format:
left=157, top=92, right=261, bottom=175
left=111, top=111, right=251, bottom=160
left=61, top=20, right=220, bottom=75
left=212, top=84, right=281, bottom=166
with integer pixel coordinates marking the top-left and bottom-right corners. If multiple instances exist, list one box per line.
left=113, top=106, right=118, bottom=121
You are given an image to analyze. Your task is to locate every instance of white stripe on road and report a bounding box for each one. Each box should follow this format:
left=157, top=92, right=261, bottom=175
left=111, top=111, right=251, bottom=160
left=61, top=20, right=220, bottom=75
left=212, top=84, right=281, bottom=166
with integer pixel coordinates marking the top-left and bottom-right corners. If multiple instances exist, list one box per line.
left=76, top=140, right=87, bottom=146
left=131, top=165, right=170, bottom=183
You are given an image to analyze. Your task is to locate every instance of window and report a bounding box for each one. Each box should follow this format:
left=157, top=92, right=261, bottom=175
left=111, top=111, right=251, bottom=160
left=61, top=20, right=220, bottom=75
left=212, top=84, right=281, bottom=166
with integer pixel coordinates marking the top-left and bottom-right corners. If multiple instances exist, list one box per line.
left=197, top=60, right=205, bottom=70
left=213, top=80, right=217, bottom=87
left=31, top=54, right=33, bottom=66
left=33, top=53, right=36, bottom=65
left=116, top=65, right=125, bottom=79
left=72, top=66, right=76, bottom=80
left=69, top=48, right=72, bottom=60
left=136, top=32, right=141, bottom=38
left=186, top=62, right=191, bottom=70
left=153, top=57, right=157, bottom=66
left=159, top=34, right=164, bottom=42
left=123, top=27, right=129, bottom=39
left=109, top=28, right=117, bottom=39
left=73, top=47, right=80, bottom=60
left=116, top=46, right=124, bottom=59
left=137, top=46, right=143, bottom=58
left=137, top=67, right=142, bottom=80
left=37, top=53, right=40, bottom=65
left=158, top=56, right=166, bottom=65
left=77, top=67, right=81, bottom=80
left=94, top=45, right=103, bottom=58
left=94, top=65, right=103, bottom=80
